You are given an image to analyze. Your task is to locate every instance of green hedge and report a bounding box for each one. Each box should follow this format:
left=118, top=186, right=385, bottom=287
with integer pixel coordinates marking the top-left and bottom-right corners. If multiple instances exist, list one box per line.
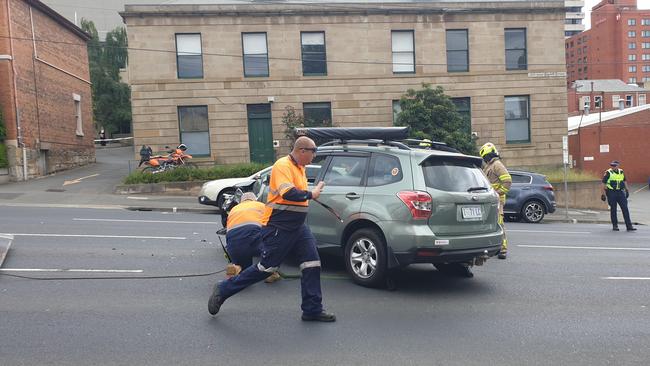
left=0, top=143, right=8, bottom=169
left=123, top=162, right=268, bottom=184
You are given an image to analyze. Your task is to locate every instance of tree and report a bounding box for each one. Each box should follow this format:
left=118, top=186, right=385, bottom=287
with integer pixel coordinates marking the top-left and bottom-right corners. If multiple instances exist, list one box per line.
left=80, top=19, right=132, bottom=135
left=395, top=83, right=476, bottom=155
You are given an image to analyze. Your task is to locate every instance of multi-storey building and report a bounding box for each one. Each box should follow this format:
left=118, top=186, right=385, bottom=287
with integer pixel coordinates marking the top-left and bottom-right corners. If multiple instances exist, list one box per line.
left=565, top=0, right=586, bottom=37
left=568, top=79, right=647, bottom=116
left=0, top=0, right=95, bottom=181
left=566, top=0, right=650, bottom=85
left=121, top=0, right=568, bottom=169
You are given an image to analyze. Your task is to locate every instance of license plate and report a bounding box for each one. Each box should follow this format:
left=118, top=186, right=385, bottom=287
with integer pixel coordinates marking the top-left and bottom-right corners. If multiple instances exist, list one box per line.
left=461, top=206, right=482, bottom=220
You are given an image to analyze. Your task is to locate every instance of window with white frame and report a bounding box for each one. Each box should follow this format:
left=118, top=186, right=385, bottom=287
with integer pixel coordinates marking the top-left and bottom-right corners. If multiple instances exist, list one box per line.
left=643, top=42, right=650, bottom=49
left=643, top=77, right=650, bottom=82
left=643, top=65, right=650, bottom=72
left=73, top=93, right=83, bottom=136
left=301, top=31, right=327, bottom=76
left=643, top=30, right=650, bottom=37
left=581, top=96, right=590, bottom=111
left=175, top=34, right=203, bottom=79
left=629, top=65, right=637, bottom=72
left=639, top=94, right=646, bottom=105
left=629, top=19, right=637, bottom=26
left=612, top=95, right=620, bottom=108
left=504, top=95, right=530, bottom=143
left=629, top=54, right=637, bottom=61
left=629, top=42, right=637, bottom=49
left=242, top=33, right=269, bottom=77
left=629, top=77, right=637, bottom=83
left=626, top=95, right=633, bottom=107
left=643, top=19, right=650, bottom=25
left=629, top=31, right=636, bottom=37
left=391, top=30, right=415, bottom=73
left=594, top=95, right=602, bottom=108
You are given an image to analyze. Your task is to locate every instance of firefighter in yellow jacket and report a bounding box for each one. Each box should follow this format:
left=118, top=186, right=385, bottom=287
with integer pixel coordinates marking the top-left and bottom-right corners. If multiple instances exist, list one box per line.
left=479, top=142, right=512, bottom=259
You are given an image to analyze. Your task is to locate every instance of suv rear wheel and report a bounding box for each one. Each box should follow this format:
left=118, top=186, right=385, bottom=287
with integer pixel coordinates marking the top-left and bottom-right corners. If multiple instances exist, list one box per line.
left=521, top=199, right=545, bottom=223
left=345, top=228, right=387, bottom=288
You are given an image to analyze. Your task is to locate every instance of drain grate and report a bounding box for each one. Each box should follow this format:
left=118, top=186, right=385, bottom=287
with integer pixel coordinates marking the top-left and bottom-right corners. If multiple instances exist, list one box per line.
left=45, top=189, right=66, bottom=192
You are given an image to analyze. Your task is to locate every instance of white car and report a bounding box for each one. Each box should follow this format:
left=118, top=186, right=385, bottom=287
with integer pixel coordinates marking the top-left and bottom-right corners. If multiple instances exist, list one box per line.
left=197, top=166, right=272, bottom=208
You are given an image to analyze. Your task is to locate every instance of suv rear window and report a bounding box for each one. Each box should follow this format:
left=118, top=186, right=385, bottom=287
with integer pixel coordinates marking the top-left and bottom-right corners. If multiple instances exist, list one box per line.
left=421, top=157, right=489, bottom=192
left=367, top=154, right=402, bottom=186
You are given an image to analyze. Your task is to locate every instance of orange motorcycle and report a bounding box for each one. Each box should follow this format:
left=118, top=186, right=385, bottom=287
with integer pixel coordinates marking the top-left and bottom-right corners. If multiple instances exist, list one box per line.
left=142, top=144, right=197, bottom=174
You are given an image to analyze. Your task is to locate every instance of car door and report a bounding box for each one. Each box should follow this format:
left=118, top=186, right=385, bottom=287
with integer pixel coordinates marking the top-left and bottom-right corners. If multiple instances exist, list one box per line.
left=307, top=152, right=369, bottom=247
left=505, top=173, right=531, bottom=213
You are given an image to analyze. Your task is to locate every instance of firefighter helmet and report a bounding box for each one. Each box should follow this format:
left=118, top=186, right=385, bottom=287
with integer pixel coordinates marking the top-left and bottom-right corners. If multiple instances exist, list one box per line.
left=479, top=142, right=498, bottom=158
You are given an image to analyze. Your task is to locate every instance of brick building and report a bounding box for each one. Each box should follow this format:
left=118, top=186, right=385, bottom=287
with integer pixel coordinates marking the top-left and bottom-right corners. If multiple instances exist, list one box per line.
left=0, top=0, right=94, bottom=181
left=568, top=104, right=650, bottom=182
left=121, top=0, right=568, bottom=170
left=566, top=0, right=650, bottom=86
left=567, top=79, right=647, bottom=116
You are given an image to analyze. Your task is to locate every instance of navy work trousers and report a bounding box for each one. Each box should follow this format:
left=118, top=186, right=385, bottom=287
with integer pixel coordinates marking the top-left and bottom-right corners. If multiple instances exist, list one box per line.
left=226, top=226, right=262, bottom=270
left=606, top=189, right=632, bottom=228
left=219, top=224, right=323, bottom=315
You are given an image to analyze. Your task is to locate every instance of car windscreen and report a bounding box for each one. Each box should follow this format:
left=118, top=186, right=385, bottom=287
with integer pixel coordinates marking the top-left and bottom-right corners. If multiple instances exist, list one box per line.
left=421, top=157, right=490, bottom=192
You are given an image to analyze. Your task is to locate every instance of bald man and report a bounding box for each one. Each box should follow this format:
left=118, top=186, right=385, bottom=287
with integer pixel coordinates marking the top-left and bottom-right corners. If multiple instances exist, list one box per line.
left=209, top=136, right=336, bottom=322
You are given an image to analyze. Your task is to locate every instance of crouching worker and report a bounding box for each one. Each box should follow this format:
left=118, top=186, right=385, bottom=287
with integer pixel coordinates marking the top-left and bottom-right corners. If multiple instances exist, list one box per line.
left=225, top=191, right=281, bottom=283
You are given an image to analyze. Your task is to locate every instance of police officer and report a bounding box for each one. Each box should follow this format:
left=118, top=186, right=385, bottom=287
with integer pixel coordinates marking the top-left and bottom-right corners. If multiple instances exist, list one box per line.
left=209, top=136, right=335, bottom=322
left=479, top=142, right=512, bottom=259
left=601, top=160, right=636, bottom=231
left=224, top=192, right=280, bottom=282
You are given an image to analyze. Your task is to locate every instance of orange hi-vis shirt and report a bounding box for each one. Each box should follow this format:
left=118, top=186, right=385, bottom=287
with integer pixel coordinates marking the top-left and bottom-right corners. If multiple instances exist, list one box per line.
left=262, top=155, right=311, bottom=230
left=226, top=200, right=266, bottom=232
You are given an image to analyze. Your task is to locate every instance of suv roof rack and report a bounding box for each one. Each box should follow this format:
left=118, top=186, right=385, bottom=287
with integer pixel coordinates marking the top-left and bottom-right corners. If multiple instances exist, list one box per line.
left=402, top=139, right=460, bottom=153
left=319, top=139, right=411, bottom=150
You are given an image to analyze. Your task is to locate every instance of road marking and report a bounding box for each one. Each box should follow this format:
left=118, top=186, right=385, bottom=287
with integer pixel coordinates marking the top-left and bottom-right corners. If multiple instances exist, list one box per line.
left=632, top=185, right=648, bottom=194
left=63, top=173, right=100, bottom=186
left=0, top=268, right=143, bottom=273
left=2, top=233, right=186, bottom=240
left=519, top=244, right=650, bottom=251
left=510, top=230, right=591, bottom=234
left=73, top=218, right=216, bottom=225
left=127, top=196, right=149, bottom=200
left=602, top=277, right=650, bottom=280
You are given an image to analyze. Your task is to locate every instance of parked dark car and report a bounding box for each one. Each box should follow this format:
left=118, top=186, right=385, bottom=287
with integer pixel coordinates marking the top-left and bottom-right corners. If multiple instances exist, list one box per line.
left=504, top=170, right=556, bottom=223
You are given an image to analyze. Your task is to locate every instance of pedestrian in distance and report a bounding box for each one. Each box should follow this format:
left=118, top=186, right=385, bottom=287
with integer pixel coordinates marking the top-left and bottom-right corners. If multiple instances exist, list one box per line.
left=137, top=145, right=152, bottom=167
left=209, top=136, right=336, bottom=322
left=224, top=191, right=281, bottom=283
left=479, top=142, right=512, bottom=259
left=99, top=128, right=106, bottom=146
left=601, top=160, right=636, bottom=231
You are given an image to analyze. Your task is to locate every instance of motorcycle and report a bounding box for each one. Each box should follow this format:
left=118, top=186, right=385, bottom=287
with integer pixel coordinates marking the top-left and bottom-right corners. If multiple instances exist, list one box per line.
left=219, top=174, right=269, bottom=227
left=142, top=144, right=196, bottom=174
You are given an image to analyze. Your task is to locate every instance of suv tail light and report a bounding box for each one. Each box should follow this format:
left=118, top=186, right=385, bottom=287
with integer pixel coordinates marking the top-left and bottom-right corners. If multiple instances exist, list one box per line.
left=543, top=184, right=554, bottom=191
left=397, top=191, right=432, bottom=220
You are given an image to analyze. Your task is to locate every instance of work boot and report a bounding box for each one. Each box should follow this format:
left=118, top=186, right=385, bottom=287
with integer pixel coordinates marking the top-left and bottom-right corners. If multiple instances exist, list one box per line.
left=264, top=271, right=281, bottom=283
left=301, top=311, right=336, bottom=322
left=626, top=226, right=637, bottom=232
left=612, top=226, right=620, bottom=231
left=225, top=264, right=241, bottom=279
left=208, top=284, right=226, bottom=316
left=497, top=248, right=507, bottom=260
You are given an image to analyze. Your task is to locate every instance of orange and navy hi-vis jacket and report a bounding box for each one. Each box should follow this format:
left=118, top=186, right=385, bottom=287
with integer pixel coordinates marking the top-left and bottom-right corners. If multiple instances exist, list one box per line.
left=262, top=155, right=312, bottom=231
left=226, top=200, right=266, bottom=233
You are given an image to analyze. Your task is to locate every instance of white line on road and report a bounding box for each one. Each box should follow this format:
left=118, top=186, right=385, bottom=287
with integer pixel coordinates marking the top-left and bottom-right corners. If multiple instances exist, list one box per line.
left=127, top=196, right=149, bottom=200
left=509, top=230, right=591, bottom=234
left=519, top=244, right=650, bottom=251
left=2, top=233, right=186, bottom=240
left=73, top=218, right=217, bottom=225
left=0, top=268, right=143, bottom=273
left=602, top=277, right=650, bottom=280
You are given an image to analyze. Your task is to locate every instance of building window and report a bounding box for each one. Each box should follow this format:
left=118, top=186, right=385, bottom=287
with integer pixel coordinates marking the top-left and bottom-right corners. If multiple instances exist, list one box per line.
left=175, top=34, right=203, bottom=79
left=629, top=65, right=637, bottom=72
left=446, top=29, right=469, bottom=72
left=629, top=42, right=637, bottom=49
left=643, top=31, right=650, bottom=37
left=629, top=31, right=637, bottom=37
left=581, top=96, right=591, bottom=111
left=643, top=42, right=650, bottom=49
left=73, top=93, right=83, bottom=136
left=451, top=97, right=471, bottom=134
left=178, top=106, right=210, bottom=156
left=301, top=32, right=327, bottom=76
left=643, top=65, right=650, bottom=72
left=594, top=95, right=602, bottom=108
left=643, top=54, right=650, bottom=60
left=504, top=95, right=530, bottom=144
left=629, top=54, right=637, bottom=61
left=642, top=19, right=650, bottom=25
left=392, top=100, right=402, bottom=125
left=303, top=102, right=332, bottom=127
left=639, top=94, right=646, bottom=105
left=242, top=33, right=269, bottom=77
left=505, top=28, right=527, bottom=70
left=625, top=95, right=633, bottom=107
left=629, top=19, right=637, bottom=26
left=391, top=30, right=415, bottom=73
left=629, top=77, right=637, bottom=83
left=612, top=95, right=620, bottom=108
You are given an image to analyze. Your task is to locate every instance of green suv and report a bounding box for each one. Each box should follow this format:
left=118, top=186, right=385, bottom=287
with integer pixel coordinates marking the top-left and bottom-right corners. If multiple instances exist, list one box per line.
left=278, top=128, right=502, bottom=287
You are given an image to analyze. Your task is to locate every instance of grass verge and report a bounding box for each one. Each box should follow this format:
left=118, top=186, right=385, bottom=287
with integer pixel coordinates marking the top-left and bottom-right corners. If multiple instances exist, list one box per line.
left=123, top=163, right=268, bottom=184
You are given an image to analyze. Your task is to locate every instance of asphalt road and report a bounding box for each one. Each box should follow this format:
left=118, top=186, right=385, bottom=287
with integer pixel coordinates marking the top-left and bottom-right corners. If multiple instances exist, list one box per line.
left=1, top=206, right=648, bottom=366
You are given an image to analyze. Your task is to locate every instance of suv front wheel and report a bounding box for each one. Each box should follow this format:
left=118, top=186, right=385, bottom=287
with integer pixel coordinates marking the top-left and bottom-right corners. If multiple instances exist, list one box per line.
left=345, top=228, right=387, bottom=288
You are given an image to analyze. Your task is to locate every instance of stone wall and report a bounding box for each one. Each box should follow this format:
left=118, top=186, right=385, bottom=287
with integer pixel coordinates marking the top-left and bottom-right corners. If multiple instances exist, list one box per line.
left=552, top=180, right=609, bottom=210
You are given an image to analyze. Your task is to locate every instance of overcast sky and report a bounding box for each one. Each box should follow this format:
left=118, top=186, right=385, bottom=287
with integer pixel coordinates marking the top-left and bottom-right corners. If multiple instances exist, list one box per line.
left=40, top=0, right=650, bottom=35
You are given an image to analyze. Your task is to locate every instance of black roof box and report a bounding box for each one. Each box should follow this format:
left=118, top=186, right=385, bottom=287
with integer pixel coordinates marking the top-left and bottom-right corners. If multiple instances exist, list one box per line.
left=295, top=127, right=409, bottom=141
